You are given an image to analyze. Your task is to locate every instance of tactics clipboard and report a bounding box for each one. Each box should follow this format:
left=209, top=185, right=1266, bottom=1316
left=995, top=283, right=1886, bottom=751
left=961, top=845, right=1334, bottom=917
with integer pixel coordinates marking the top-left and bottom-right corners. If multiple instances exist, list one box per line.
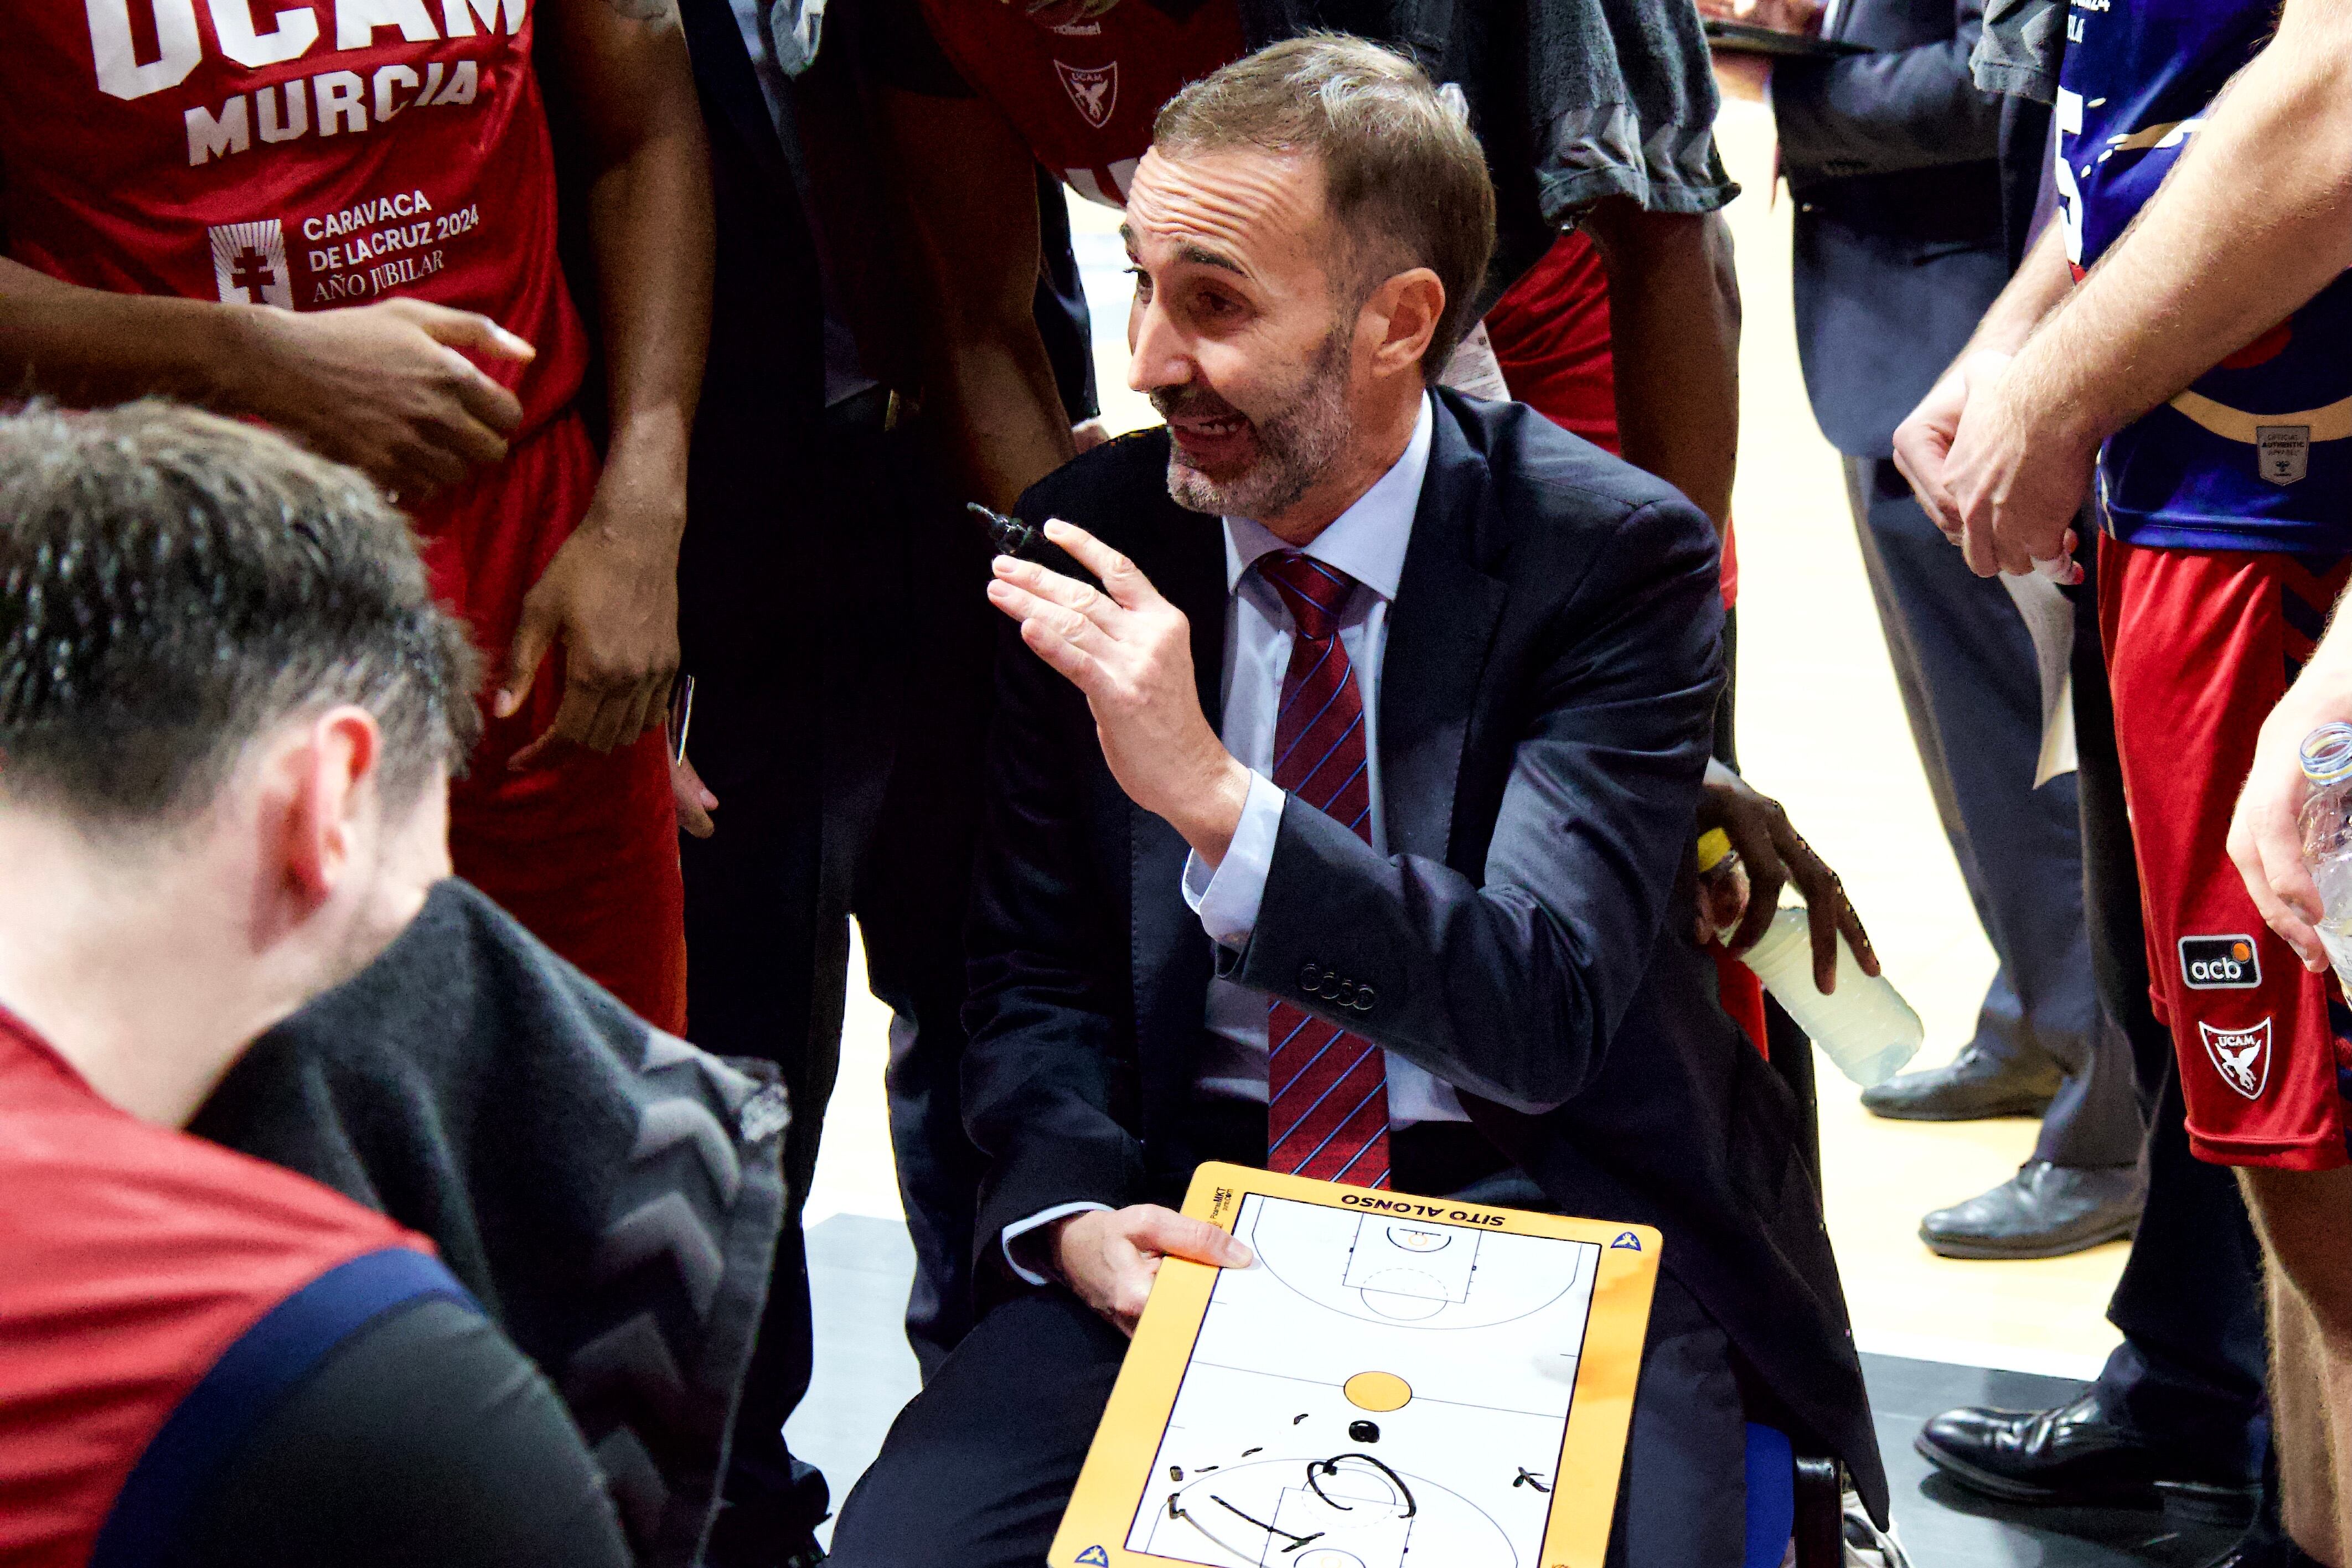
left=1050, top=1163, right=1662, bottom=1568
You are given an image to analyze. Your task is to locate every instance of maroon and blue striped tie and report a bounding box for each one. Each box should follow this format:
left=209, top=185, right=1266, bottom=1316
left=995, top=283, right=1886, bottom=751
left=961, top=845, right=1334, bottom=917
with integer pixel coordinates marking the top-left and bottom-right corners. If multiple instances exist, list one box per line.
left=1258, top=551, right=1389, bottom=1189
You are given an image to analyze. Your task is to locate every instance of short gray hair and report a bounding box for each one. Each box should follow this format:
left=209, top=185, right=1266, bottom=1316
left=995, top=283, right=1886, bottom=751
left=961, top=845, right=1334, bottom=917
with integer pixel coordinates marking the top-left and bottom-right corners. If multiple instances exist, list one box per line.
left=0, top=400, right=479, bottom=826
left=1152, top=34, right=1498, bottom=381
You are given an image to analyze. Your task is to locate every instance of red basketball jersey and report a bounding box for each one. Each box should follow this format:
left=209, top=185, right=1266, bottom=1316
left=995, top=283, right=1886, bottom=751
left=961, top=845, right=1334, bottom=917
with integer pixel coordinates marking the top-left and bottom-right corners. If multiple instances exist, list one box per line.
left=0, top=0, right=587, bottom=442
left=0, top=1006, right=432, bottom=1568
left=915, top=0, right=1245, bottom=206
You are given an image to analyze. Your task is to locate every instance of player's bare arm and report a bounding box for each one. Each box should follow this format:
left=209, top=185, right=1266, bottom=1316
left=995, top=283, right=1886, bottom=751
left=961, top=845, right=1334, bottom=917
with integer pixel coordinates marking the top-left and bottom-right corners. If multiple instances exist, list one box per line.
left=0, top=257, right=527, bottom=500
left=498, top=0, right=713, bottom=764
left=877, top=85, right=1078, bottom=511
left=1942, top=0, right=2352, bottom=576
left=1580, top=199, right=1741, bottom=533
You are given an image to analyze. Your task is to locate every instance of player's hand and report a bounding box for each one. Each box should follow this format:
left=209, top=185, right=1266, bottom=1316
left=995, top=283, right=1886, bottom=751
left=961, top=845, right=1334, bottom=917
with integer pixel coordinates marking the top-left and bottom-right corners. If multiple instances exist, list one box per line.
left=1072, top=418, right=1111, bottom=453
left=228, top=298, right=531, bottom=503
left=1943, top=354, right=2097, bottom=579
left=987, top=521, right=1252, bottom=863
left=2229, top=678, right=2352, bottom=973
left=674, top=751, right=718, bottom=839
left=1698, top=760, right=1879, bottom=994
left=498, top=463, right=684, bottom=769
left=1891, top=351, right=1997, bottom=539
left=1693, top=843, right=1752, bottom=946
left=1049, top=1205, right=1255, bottom=1337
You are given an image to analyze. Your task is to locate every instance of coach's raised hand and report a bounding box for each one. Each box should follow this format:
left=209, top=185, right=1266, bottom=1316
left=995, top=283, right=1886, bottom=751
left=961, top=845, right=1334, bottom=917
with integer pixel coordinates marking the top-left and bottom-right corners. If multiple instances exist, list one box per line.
left=986, top=520, right=1252, bottom=867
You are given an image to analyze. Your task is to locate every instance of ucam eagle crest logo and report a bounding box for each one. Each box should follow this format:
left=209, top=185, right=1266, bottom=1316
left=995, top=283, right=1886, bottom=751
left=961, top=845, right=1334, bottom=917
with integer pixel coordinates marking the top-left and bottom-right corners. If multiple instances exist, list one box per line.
left=1054, top=59, right=1118, bottom=129
left=2198, top=1017, right=2273, bottom=1101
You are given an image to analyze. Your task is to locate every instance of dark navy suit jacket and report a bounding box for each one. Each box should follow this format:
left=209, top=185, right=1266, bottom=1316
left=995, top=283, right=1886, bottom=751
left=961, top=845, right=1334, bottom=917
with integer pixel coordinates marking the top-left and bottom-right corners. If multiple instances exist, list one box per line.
left=963, top=391, right=1890, bottom=1518
left=1772, top=0, right=2010, bottom=456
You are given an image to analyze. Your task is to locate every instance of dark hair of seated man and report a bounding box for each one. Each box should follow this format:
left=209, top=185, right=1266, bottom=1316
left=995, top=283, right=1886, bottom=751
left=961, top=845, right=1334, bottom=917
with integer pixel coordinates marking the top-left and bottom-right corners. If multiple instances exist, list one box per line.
left=0, top=401, right=632, bottom=1568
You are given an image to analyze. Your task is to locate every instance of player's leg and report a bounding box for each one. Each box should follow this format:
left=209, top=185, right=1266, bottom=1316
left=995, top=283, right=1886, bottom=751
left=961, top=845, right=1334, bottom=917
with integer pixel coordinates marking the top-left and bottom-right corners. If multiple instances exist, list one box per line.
left=2100, top=541, right=2350, bottom=1171
left=432, top=416, right=687, bottom=1032
left=826, top=1291, right=1130, bottom=1568
left=676, top=392, right=855, bottom=1561
left=2241, top=1164, right=2352, bottom=1565
left=2104, top=539, right=2352, bottom=1562
left=852, top=480, right=997, bottom=1374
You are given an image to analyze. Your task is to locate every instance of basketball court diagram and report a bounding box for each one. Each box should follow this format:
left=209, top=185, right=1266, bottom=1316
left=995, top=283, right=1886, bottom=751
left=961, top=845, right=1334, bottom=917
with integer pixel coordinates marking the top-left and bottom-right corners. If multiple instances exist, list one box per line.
left=1122, top=1194, right=1603, bottom=1567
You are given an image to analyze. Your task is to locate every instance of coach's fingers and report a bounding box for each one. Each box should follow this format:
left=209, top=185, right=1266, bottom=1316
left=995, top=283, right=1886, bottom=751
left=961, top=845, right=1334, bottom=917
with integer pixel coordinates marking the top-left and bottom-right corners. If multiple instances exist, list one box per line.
left=1043, top=520, right=1169, bottom=613
left=1129, top=1208, right=1254, bottom=1270
left=990, top=579, right=1115, bottom=660
left=1016, top=610, right=1109, bottom=696
left=993, top=553, right=1132, bottom=634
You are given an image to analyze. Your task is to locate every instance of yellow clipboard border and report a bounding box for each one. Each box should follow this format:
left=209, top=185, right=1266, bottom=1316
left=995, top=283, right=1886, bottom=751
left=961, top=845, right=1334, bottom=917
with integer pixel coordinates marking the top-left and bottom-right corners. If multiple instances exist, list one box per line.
left=1049, top=1161, right=1662, bottom=1568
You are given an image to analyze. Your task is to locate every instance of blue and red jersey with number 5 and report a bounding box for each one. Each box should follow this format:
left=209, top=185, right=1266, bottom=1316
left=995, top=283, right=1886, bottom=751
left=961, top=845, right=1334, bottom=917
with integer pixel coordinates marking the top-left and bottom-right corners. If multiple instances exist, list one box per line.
left=2060, top=0, right=2352, bottom=553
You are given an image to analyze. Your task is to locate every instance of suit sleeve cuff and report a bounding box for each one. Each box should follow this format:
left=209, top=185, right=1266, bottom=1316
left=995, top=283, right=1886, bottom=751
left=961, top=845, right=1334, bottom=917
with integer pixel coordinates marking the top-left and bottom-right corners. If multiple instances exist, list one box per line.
left=1001, top=1200, right=1114, bottom=1287
left=1181, top=772, right=1286, bottom=948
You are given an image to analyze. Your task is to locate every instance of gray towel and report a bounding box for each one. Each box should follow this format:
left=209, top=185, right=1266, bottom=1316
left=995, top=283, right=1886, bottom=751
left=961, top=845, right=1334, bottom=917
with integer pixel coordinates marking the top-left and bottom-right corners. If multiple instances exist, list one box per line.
left=191, top=878, right=789, bottom=1568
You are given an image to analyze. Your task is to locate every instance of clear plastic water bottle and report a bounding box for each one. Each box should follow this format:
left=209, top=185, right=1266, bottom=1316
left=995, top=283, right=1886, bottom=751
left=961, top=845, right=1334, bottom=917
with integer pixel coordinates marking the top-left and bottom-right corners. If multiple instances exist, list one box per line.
left=2297, top=722, right=2352, bottom=993
left=1705, top=831, right=1924, bottom=1086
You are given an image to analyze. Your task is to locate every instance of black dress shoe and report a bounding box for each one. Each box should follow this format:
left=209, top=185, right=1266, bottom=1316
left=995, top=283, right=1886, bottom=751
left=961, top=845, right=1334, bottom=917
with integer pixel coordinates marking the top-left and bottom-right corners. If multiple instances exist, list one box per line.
left=1918, top=1391, right=2258, bottom=1506
left=1919, top=1161, right=2142, bottom=1259
left=1862, top=1042, right=2062, bottom=1121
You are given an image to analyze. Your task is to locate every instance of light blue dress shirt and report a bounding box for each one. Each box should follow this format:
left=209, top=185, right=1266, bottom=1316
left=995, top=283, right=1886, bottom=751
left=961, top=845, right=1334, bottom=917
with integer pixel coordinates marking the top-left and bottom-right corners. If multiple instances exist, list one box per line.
left=1001, top=397, right=1467, bottom=1284
left=1178, top=393, right=1466, bottom=1127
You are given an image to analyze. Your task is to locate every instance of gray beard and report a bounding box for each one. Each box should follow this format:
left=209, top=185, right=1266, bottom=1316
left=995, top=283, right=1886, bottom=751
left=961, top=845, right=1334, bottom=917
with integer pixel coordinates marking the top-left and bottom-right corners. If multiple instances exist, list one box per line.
left=1164, top=327, right=1355, bottom=521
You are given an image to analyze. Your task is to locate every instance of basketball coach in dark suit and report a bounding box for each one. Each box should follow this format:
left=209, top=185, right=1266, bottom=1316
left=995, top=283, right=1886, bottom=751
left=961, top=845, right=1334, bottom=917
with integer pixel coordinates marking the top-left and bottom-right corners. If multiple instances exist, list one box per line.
left=827, top=37, right=1885, bottom=1568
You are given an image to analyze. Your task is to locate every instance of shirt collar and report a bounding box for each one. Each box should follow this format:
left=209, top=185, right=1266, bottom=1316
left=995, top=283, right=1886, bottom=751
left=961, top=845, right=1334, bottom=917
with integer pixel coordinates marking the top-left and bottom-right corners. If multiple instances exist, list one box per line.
left=1223, top=392, right=1434, bottom=602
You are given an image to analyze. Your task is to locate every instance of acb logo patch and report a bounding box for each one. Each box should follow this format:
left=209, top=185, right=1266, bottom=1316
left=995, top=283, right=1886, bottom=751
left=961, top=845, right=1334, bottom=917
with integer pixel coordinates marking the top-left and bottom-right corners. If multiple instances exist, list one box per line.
left=2180, top=934, right=2261, bottom=990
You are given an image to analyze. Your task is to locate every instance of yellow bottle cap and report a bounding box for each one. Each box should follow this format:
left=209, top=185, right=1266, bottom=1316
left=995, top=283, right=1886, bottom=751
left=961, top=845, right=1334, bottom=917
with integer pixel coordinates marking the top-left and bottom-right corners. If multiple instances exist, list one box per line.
left=1695, top=827, right=1734, bottom=874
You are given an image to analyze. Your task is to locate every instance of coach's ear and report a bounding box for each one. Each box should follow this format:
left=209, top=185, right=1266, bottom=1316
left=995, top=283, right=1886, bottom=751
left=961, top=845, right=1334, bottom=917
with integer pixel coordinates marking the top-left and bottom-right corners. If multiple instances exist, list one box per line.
left=1360, top=267, right=1444, bottom=384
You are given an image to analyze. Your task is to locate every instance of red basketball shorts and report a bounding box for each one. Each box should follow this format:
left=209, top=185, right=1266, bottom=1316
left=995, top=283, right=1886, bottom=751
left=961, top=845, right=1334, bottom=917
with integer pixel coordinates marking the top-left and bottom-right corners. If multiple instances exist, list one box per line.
left=2100, top=535, right=2352, bottom=1171
left=415, top=413, right=686, bottom=1034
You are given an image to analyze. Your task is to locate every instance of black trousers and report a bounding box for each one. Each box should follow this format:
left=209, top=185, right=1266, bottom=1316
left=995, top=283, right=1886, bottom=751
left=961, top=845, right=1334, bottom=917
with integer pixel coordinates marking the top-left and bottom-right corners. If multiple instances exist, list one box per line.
left=679, top=407, right=996, bottom=1543
left=829, top=1117, right=1752, bottom=1568
left=2067, top=553, right=2269, bottom=1469
left=827, top=1269, right=1748, bottom=1568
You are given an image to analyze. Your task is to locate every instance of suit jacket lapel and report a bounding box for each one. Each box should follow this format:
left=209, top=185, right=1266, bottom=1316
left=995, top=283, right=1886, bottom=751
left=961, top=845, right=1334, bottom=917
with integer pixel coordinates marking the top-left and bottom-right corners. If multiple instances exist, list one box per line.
left=1125, top=493, right=1229, bottom=1106
left=1379, top=398, right=1508, bottom=866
